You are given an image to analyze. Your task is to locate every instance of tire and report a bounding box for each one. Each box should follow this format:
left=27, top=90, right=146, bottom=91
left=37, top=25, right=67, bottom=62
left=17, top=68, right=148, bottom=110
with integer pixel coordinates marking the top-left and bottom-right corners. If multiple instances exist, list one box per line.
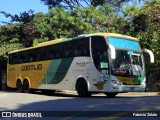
left=16, top=80, right=23, bottom=93
left=76, top=80, right=92, bottom=97
left=104, top=93, right=118, bottom=98
left=23, top=80, right=30, bottom=93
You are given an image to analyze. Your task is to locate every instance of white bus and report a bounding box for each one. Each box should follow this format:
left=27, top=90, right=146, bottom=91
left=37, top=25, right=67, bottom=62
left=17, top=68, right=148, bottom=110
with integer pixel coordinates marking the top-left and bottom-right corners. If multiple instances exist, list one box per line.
left=7, top=33, right=154, bottom=97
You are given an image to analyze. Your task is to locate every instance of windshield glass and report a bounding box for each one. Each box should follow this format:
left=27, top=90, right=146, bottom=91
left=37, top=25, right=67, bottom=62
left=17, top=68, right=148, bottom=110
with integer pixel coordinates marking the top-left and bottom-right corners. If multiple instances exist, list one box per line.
left=111, top=50, right=145, bottom=77
left=108, top=37, right=141, bottom=51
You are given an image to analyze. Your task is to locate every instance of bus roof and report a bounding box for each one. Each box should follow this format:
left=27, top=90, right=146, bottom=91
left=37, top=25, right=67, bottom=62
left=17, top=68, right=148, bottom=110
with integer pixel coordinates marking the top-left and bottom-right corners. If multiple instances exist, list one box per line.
left=9, top=38, right=65, bottom=54
left=88, top=33, right=138, bottom=41
left=9, top=33, right=138, bottom=54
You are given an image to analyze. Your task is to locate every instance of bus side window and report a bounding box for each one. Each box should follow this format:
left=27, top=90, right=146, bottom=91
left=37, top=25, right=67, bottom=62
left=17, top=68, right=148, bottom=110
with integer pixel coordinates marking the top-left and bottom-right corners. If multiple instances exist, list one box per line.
left=99, top=50, right=109, bottom=74
left=83, top=46, right=89, bottom=56
left=74, top=48, right=80, bottom=56
left=73, top=37, right=90, bottom=57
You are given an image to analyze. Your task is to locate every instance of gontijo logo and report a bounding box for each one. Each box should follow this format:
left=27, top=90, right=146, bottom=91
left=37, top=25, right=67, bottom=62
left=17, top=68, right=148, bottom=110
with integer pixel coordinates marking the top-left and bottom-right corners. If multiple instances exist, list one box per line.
left=21, top=64, right=42, bottom=71
left=1, top=112, right=42, bottom=118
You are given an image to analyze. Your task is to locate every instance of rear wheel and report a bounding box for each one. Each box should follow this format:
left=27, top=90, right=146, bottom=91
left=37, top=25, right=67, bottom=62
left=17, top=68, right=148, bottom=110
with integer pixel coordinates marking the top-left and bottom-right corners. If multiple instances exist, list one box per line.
left=76, top=80, right=92, bottom=97
left=104, top=93, right=118, bottom=98
left=23, top=80, right=30, bottom=93
left=16, top=80, right=23, bottom=93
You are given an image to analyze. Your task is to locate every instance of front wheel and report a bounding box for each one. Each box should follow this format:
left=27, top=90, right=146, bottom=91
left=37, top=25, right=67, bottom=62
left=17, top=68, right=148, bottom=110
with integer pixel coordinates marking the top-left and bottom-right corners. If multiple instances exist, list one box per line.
left=76, top=80, right=92, bottom=97
left=104, top=93, right=118, bottom=98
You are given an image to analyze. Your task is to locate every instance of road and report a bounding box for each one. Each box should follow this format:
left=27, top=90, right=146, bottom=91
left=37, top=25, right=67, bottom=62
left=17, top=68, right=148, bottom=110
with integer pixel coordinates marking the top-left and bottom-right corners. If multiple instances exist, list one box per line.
left=0, top=90, right=160, bottom=120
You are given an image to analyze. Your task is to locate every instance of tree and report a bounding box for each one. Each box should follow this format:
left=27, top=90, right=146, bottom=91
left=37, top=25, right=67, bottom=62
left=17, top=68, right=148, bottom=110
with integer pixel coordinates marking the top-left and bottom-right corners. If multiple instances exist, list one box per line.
left=0, top=24, right=24, bottom=66
left=0, top=10, right=38, bottom=63
left=0, top=10, right=40, bottom=47
left=40, top=0, right=142, bottom=10
left=0, top=10, right=34, bottom=24
left=123, top=0, right=160, bottom=67
left=33, top=5, right=127, bottom=45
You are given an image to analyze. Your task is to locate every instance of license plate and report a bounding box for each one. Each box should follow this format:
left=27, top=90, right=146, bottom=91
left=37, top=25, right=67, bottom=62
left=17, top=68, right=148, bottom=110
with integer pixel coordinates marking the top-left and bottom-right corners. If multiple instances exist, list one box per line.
left=130, top=87, right=135, bottom=90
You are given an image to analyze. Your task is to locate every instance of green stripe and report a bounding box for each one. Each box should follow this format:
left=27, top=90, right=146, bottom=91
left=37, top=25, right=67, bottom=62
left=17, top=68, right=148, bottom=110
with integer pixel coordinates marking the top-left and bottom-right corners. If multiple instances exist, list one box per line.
left=133, top=77, right=145, bottom=82
left=41, top=58, right=74, bottom=84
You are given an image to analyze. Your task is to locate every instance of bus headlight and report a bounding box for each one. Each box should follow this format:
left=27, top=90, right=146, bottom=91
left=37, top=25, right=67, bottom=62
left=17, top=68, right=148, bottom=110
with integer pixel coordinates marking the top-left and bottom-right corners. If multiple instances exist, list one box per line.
left=112, top=80, right=123, bottom=85
left=140, top=81, right=146, bottom=85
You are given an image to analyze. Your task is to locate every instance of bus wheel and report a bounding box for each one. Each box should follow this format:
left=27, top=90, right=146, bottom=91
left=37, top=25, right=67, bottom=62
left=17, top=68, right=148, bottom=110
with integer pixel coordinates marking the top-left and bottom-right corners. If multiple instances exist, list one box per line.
left=76, top=80, right=92, bottom=97
left=104, top=93, right=118, bottom=98
left=23, top=80, right=30, bottom=93
left=16, top=80, right=23, bottom=93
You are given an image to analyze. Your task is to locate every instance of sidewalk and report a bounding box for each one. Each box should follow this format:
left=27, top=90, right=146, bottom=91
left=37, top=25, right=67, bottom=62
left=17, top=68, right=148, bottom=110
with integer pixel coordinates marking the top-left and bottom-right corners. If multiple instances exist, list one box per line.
left=118, top=92, right=160, bottom=96
left=63, top=90, right=160, bottom=96
left=1, top=89, right=160, bottom=96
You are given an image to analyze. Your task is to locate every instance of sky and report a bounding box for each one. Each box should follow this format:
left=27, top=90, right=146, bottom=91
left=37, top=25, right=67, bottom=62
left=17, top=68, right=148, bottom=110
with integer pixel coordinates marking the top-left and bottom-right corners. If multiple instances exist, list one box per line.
left=0, top=0, right=144, bottom=26
left=0, top=0, right=48, bottom=25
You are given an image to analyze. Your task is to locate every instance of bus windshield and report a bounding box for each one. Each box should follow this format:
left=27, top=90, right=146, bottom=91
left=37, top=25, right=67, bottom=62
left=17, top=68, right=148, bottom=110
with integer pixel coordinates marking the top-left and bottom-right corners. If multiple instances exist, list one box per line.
left=111, top=50, right=145, bottom=77
left=108, top=37, right=145, bottom=77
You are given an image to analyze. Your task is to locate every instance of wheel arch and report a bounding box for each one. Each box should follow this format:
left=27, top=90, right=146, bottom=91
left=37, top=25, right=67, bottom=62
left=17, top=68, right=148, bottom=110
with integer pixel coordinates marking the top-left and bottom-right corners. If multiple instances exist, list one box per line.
left=75, top=77, right=90, bottom=91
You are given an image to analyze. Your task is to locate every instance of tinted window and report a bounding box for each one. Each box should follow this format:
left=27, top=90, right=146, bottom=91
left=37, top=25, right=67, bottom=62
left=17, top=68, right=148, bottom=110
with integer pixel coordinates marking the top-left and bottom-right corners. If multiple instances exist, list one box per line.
left=9, top=37, right=90, bottom=64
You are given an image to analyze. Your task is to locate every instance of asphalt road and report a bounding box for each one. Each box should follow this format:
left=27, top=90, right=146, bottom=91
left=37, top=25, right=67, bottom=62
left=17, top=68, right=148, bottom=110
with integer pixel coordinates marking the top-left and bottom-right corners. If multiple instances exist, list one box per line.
left=0, top=91, right=160, bottom=120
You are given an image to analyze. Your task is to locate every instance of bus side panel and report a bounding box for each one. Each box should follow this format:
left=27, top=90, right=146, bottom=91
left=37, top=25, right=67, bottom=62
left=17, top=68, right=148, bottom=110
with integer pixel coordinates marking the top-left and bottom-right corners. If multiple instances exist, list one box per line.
left=38, top=58, right=74, bottom=90
left=7, top=64, right=17, bottom=88
left=7, top=61, right=51, bottom=89
left=71, top=57, right=104, bottom=92
left=39, top=57, right=95, bottom=91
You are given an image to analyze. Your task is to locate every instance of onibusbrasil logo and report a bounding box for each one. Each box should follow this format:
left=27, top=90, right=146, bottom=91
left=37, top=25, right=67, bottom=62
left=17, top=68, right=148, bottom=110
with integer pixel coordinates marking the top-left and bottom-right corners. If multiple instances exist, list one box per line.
left=1, top=112, right=42, bottom=118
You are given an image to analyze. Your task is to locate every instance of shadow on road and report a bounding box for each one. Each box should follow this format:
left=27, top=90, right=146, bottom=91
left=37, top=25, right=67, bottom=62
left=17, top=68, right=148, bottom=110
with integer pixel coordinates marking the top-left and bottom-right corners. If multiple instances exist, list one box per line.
left=2, top=88, right=160, bottom=98
left=1, top=90, right=160, bottom=119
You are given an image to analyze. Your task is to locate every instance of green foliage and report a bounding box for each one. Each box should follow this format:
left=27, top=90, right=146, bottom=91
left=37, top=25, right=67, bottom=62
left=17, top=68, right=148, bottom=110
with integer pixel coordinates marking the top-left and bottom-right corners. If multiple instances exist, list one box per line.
left=0, top=10, right=36, bottom=62
left=139, top=1, right=160, bottom=66
left=0, top=10, right=34, bottom=24
left=40, top=0, right=140, bottom=10
left=0, top=24, right=25, bottom=58
left=33, top=5, right=126, bottom=43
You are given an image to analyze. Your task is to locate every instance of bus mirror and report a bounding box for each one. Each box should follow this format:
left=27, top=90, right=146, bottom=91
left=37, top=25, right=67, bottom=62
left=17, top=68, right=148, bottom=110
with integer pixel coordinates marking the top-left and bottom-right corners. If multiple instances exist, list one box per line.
left=109, top=44, right=116, bottom=59
left=143, top=49, right=154, bottom=63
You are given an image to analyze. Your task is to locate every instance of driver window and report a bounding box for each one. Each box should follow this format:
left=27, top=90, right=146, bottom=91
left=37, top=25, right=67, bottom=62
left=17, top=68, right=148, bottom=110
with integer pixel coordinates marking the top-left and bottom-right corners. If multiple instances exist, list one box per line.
left=91, top=36, right=109, bottom=74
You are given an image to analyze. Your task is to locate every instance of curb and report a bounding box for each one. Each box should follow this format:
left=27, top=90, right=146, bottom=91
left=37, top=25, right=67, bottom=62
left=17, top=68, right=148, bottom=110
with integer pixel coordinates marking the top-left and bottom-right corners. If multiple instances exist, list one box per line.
left=119, top=92, right=160, bottom=96
left=63, top=91, right=160, bottom=96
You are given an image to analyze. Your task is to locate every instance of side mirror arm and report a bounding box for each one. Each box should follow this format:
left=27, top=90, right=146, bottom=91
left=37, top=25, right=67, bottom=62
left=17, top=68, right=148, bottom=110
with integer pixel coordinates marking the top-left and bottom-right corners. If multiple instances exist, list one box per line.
left=143, top=49, right=154, bottom=63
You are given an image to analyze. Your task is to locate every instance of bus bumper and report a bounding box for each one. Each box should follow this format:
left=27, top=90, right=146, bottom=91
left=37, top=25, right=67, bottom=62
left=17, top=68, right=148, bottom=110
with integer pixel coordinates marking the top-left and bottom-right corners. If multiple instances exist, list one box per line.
left=109, top=84, right=146, bottom=92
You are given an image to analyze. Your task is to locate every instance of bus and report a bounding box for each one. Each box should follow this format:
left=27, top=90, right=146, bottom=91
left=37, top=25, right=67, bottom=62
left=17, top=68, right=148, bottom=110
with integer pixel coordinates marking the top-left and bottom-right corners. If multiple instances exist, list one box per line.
left=7, top=33, right=154, bottom=97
